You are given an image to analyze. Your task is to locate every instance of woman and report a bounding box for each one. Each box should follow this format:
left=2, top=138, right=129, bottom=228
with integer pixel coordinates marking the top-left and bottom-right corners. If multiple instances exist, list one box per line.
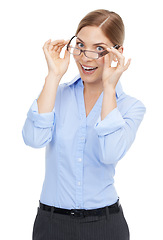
left=22, top=9, right=146, bottom=240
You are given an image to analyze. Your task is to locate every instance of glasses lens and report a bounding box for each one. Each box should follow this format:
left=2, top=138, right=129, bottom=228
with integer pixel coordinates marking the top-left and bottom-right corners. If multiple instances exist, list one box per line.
left=85, top=51, right=99, bottom=59
left=68, top=46, right=81, bottom=55
left=68, top=36, right=81, bottom=56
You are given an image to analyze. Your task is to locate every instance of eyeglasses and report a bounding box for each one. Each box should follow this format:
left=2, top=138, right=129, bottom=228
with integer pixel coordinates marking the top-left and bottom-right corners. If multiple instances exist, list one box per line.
left=67, top=36, right=120, bottom=60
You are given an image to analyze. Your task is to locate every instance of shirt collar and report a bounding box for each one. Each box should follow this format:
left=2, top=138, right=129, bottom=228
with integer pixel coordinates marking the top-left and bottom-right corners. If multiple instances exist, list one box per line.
left=65, top=74, right=82, bottom=87
left=65, top=74, right=123, bottom=98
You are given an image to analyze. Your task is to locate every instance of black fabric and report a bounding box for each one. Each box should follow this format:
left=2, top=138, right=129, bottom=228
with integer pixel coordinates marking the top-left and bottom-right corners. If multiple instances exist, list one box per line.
left=32, top=202, right=130, bottom=240
left=39, top=199, right=121, bottom=217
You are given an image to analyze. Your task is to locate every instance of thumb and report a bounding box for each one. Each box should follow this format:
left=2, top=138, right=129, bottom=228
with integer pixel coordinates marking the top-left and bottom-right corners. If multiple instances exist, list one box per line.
left=64, top=49, right=70, bottom=63
left=104, top=52, right=111, bottom=68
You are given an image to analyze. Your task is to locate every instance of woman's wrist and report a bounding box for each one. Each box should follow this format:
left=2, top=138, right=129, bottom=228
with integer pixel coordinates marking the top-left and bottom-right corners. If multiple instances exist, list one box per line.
left=101, top=84, right=117, bottom=120
left=46, top=71, right=62, bottom=84
left=103, top=83, right=116, bottom=95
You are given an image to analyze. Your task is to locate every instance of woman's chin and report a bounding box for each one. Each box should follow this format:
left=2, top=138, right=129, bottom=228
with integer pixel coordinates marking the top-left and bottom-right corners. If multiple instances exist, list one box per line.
left=79, top=69, right=100, bottom=83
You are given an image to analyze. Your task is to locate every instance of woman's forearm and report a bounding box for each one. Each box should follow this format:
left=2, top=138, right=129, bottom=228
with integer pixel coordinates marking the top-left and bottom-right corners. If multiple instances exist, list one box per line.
left=37, top=72, right=61, bottom=113
left=101, top=86, right=117, bottom=121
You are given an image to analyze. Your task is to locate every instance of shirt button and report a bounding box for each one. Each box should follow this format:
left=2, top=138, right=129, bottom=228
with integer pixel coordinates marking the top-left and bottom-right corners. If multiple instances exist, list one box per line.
left=78, top=181, right=81, bottom=185
left=78, top=158, right=82, bottom=162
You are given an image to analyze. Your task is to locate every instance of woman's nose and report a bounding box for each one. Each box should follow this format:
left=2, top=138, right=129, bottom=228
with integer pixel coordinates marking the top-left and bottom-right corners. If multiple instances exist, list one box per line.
left=80, top=51, right=93, bottom=62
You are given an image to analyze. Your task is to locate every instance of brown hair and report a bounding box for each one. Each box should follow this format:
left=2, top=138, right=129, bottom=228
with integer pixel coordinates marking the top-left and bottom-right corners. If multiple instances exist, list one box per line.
left=75, top=9, right=125, bottom=46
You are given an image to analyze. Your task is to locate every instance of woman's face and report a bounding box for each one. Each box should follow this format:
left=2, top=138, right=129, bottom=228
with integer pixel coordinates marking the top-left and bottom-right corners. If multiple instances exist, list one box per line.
left=74, top=26, right=115, bottom=85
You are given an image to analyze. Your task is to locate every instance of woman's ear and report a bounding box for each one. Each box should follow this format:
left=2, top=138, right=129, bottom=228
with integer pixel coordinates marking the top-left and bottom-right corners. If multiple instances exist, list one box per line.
left=118, top=46, right=123, bottom=54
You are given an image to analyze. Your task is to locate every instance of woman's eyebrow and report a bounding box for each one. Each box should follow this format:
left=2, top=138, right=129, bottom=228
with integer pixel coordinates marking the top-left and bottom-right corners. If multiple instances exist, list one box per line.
left=93, top=42, right=108, bottom=46
left=76, top=37, right=108, bottom=46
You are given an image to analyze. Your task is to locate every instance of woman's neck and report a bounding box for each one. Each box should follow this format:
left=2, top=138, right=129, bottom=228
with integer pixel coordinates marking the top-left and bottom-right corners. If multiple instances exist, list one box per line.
left=83, top=81, right=103, bottom=96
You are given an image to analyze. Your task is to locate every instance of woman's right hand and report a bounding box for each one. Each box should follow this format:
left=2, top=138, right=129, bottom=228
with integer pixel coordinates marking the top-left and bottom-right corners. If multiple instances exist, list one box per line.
left=43, top=39, right=70, bottom=79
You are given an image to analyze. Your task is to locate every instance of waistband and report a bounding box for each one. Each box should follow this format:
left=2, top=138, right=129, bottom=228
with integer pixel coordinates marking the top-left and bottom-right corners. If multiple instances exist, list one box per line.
left=39, top=199, right=121, bottom=218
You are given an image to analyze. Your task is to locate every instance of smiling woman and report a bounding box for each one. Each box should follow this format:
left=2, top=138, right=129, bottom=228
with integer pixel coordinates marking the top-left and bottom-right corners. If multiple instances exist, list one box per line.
left=22, top=8, right=145, bottom=240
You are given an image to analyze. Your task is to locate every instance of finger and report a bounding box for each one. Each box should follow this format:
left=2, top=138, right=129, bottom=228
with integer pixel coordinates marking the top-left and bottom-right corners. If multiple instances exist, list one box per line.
left=49, top=43, right=54, bottom=51
left=52, top=40, right=69, bottom=50
left=104, top=52, right=111, bottom=68
left=107, top=47, right=125, bottom=66
left=56, top=42, right=68, bottom=52
left=117, top=56, right=125, bottom=68
left=124, top=58, right=131, bottom=71
left=51, top=41, right=68, bottom=52
left=51, top=43, right=67, bottom=50
left=51, top=44, right=67, bottom=57
left=43, top=39, right=51, bottom=51
left=50, top=43, right=65, bottom=52
left=56, top=45, right=65, bottom=53
left=43, top=39, right=51, bottom=56
left=48, top=40, right=66, bottom=53
left=50, top=39, right=67, bottom=46
left=43, top=39, right=51, bottom=46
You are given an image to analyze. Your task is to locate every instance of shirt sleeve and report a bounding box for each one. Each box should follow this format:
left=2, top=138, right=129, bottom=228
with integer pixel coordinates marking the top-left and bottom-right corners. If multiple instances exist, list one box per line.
left=22, top=99, right=55, bottom=148
left=94, top=100, right=146, bottom=164
left=94, top=108, right=125, bottom=135
left=27, top=99, right=55, bottom=128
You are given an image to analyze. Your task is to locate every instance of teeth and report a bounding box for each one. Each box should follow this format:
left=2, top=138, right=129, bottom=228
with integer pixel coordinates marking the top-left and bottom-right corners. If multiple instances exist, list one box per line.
left=82, top=65, right=96, bottom=71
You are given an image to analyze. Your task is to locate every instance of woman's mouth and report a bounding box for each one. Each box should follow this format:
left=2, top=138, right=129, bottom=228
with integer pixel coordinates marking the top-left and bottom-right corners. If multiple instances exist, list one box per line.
left=80, top=63, right=98, bottom=75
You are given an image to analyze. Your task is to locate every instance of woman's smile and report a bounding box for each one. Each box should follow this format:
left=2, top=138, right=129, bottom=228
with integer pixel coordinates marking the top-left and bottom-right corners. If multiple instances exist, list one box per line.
left=80, top=62, right=98, bottom=75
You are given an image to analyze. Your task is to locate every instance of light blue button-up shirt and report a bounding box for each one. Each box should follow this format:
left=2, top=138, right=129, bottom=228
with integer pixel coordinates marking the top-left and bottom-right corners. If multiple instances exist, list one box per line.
left=22, top=75, right=146, bottom=210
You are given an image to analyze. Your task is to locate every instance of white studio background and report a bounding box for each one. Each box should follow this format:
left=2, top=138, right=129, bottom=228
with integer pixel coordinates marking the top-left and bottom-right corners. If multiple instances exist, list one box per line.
left=0, top=0, right=162, bottom=239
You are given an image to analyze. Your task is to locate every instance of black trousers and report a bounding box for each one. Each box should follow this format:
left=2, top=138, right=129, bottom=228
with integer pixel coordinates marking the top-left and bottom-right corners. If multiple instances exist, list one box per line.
left=32, top=203, right=130, bottom=240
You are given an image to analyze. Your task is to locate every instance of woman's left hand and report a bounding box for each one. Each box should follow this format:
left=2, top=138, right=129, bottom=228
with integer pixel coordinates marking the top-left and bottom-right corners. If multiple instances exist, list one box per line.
left=102, top=47, right=131, bottom=90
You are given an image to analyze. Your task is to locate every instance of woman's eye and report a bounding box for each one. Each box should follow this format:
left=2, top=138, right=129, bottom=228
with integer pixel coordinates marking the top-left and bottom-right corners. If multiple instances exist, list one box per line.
left=77, top=42, right=84, bottom=48
left=96, top=46, right=104, bottom=51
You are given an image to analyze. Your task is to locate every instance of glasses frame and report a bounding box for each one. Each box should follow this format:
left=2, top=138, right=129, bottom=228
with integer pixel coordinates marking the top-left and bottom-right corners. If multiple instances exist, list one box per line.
left=67, top=36, right=120, bottom=59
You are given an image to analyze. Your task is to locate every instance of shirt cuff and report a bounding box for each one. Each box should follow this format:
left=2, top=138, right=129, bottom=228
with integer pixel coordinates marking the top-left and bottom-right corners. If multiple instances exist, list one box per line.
left=27, top=99, right=55, bottom=128
left=94, top=108, right=125, bottom=136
